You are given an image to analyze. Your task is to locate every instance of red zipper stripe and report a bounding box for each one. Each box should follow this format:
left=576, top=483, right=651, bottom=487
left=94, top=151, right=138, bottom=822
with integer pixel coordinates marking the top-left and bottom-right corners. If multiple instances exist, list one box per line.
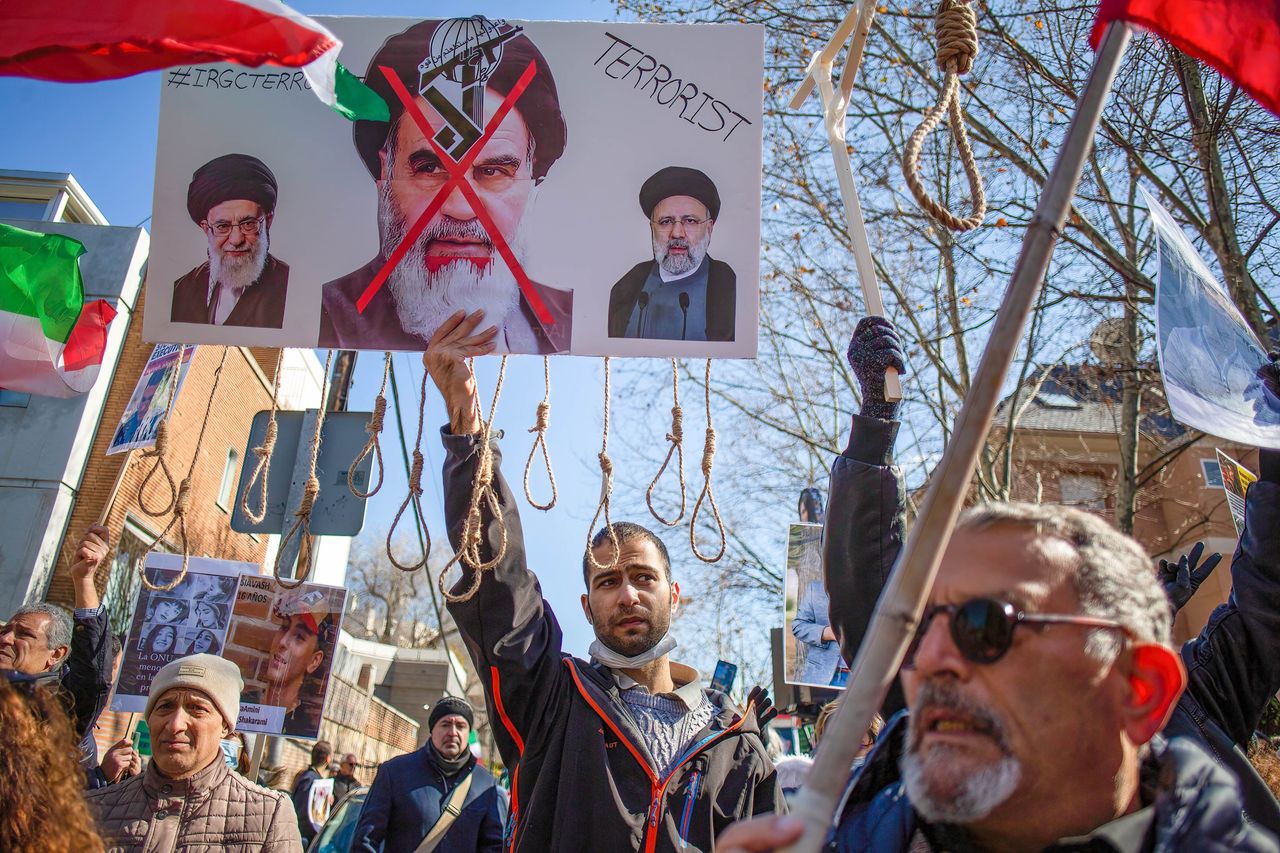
left=490, top=667, right=524, bottom=852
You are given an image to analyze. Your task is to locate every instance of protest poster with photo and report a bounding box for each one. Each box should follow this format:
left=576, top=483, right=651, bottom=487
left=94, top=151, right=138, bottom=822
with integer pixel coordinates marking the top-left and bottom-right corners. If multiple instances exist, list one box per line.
left=307, top=778, right=335, bottom=831
left=1147, top=188, right=1280, bottom=449
left=112, top=554, right=249, bottom=713
left=1215, top=449, right=1257, bottom=537
left=142, top=17, right=763, bottom=358
left=782, top=523, right=845, bottom=690
left=226, top=574, right=346, bottom=740
left=106, top=344, right=195, bottom=455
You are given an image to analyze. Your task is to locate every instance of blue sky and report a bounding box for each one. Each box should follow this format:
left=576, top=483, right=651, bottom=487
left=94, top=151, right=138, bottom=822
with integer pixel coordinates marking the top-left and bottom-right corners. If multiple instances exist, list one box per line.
left=0, top=0, right=642, bottom=657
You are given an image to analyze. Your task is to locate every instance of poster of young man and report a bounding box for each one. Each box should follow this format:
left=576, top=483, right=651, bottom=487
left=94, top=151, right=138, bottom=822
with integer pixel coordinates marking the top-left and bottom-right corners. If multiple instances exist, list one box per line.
left=783, top=522, right=848, bottom=690
left=1148, top=188, right=1280, bottom=448
left=111, top=554, right=247, bottom=712
left=106, top=344, right=195, bottom=455
left=142, top=17, right=763, bottom=358
left=228, top=575, right=346, bottom=739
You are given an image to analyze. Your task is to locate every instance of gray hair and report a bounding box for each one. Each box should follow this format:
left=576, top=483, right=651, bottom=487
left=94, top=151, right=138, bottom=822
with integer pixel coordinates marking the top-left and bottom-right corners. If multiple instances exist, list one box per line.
left=955, top=502, right=1171, bottom=660
left=13, top=603, right=74, bottom=651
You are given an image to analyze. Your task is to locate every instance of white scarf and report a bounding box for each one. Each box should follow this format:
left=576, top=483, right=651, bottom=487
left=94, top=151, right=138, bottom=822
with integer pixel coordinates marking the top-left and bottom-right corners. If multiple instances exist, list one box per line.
left=588, top=634, right=678, bottom=670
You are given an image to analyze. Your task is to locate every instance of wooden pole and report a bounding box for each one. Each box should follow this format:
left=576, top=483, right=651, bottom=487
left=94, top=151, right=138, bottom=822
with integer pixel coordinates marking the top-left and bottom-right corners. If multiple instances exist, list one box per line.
left=793, top=0, right=902, bottom=401
left=248, top=732, right=268, bottom=782
left=779, top=22, right=1133, bottom=853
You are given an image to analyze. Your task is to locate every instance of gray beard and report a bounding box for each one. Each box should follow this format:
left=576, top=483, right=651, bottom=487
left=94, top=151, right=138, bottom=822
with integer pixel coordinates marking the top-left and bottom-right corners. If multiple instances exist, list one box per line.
left=378, top=184, right=522, bottom=343
left=208, top=231, right=268, bottom=292
left=653, top=231, right=710, bottom=276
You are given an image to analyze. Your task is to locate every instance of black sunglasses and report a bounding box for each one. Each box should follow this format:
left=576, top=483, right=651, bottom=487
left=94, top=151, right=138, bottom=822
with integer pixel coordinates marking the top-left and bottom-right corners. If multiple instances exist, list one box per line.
left=904, top=597, right=1130, bottom=668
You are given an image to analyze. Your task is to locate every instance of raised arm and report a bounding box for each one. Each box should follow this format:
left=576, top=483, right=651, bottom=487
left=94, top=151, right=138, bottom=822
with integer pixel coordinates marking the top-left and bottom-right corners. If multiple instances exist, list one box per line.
left=823, top=317, right=909, bottom=715
left=64, top=525, right=112, bottom=740
left=426, top=310, right=569, bottom=763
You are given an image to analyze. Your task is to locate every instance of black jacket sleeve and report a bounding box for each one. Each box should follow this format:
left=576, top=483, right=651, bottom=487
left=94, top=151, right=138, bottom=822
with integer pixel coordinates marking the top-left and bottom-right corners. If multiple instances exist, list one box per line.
left=823, top=414, right=908, bottom=716
left=1179, top=467, right=1280, bottom=747
left=441, top=428, right=569, bottom=765
left=63, top=605, right=112, bottom=741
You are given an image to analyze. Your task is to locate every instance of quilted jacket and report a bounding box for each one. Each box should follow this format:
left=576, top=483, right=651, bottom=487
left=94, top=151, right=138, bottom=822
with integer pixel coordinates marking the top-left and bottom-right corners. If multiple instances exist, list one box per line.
left=86, top=755, right=303, bottom=853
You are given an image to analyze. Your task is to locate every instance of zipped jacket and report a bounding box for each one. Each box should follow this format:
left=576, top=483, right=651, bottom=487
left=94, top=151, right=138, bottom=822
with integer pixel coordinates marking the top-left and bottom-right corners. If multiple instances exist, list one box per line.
left=441, top=428, right=784, bottom=852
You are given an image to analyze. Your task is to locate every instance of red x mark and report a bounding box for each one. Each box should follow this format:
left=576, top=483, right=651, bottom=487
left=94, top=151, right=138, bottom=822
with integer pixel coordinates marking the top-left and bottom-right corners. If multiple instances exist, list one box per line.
left=355, top=62, right=553, bottom=326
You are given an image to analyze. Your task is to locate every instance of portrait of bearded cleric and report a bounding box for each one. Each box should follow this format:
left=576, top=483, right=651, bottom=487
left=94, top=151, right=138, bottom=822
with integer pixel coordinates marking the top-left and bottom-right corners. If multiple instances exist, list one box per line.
left=172, top=153, right=289, bottom=329
left=318, top=17, right=573, bottom=353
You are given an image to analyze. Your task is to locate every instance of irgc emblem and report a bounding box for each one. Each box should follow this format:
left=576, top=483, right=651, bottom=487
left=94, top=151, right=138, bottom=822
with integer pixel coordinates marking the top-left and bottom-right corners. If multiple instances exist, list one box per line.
left=418, top=16, right=523, bottom=160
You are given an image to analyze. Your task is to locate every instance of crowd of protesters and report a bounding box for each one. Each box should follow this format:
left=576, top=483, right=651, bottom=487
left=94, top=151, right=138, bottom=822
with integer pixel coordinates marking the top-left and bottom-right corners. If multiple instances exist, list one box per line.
left=1, top=311, right=1278, bottom=851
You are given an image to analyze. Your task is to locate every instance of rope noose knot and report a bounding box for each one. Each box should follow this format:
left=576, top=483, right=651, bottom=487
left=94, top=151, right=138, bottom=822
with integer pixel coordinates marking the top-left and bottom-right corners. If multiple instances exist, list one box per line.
left=668, top=406, right=684, bottom=443
left=298, top=476, right=320, bottom=517
left=255, top=419, right=278, bottom=461
left=533, top=401, right=550, bottom=432
left=409, top=449, right=425, bottom=494
left=701, top=428, right=717, bottom=477
left=368, top=396, right=386, bottom=434
left=598, top=451, right=614, bottom=479
left=151, top=420, right=170, bottom=457
left=935, top=0, right=978, bottom=75
left=174, top=480, right=192, bottom=515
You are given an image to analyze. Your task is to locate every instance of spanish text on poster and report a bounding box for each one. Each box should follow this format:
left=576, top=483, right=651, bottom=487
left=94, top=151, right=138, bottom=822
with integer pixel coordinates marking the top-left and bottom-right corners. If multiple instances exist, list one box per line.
left=228, top=574, right=347, bottom=740
left=1147, top=188, right=1280, bottom=449
left=1215, top=449, right=1257, bottom=538
left=107, top=344, right=195, bottom=455
left=111, top=554, right=248, bottom=713
left=783, top=523, right=846, bottom=690
left=142, top=17, right=764, bottom=358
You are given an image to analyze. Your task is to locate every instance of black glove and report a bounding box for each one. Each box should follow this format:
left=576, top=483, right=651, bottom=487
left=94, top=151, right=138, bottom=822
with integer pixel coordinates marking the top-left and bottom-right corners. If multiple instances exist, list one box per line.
left=1257, top=351, right=1280, bottom=398
left=1158, top=542, right=1222, bottom=615
left=847, top=316, right=908, bottom=421
left=747, top=686, right=778, bottom=731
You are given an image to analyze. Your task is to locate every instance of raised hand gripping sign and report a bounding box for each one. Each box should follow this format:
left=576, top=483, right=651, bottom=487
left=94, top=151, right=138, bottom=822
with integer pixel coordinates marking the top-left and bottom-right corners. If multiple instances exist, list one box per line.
left=142, top=17, right=763, bottom=359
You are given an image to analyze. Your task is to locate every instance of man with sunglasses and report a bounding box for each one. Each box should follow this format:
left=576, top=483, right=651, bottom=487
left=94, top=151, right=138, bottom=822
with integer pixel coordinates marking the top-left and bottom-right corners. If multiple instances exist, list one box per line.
left=172, top=153, right=289, bottom=329
left=718, top=316, right=1280, bottom=851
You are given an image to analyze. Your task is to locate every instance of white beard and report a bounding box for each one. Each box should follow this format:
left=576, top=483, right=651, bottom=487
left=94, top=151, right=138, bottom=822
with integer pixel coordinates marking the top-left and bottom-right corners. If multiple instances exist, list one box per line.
left=208, top=231, right=268, bottom=292
left=379, top=184, right=523, bottom=343
left=653, top=230, right=710, bottom=276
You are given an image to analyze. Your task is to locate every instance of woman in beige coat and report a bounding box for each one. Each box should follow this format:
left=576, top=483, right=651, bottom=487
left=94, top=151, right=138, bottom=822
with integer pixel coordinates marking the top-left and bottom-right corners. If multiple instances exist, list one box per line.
left=87, top=654, right=303, bottom=853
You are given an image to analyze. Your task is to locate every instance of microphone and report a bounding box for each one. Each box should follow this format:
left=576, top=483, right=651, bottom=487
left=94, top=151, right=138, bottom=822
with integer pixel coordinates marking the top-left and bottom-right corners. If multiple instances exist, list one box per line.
left=678, top=292, right=690, bottom=341
left=637, top=292, right=650, bottom=338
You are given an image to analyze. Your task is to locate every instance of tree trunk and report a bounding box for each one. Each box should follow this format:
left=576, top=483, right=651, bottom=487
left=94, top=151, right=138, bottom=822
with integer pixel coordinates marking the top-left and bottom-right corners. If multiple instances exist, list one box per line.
left=1116, top=279, right=1141, bottom=534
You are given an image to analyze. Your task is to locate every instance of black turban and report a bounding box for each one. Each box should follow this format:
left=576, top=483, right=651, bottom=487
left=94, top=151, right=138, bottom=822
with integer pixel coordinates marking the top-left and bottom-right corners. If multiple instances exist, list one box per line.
left=354, top=19, right=567, bottom=182
left=186, top=153, right=278, bottom=224
left=639, top=166, right=721, bottom=220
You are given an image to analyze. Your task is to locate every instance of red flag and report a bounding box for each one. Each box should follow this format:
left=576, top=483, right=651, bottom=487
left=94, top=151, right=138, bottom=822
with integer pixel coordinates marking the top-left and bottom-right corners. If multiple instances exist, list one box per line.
left=1091, top=0, right=1280, bottom=116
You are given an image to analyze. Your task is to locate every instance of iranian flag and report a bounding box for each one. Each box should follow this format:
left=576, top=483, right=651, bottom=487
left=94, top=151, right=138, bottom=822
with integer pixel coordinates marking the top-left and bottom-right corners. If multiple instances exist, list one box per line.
left=0, top=0, right=387, bottom=121
left=0, top=224, right=118, bottom=398
left=1092, top=0, right=1280, bottom=116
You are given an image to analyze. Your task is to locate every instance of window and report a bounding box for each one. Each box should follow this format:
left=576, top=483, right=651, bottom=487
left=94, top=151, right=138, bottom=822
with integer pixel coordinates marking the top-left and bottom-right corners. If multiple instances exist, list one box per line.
left=0, top=199, right=48, bottom=221
left=217, top=448, right=239, bottom=511
left=1201, top=458, right=1224, bottom=489
left=1035, top=391, right=1082, bottom=410
left=102, top=524, right=155, bottom=636
left=1060, top=473, right=1105, bottom=510
left=0, top=389, right=31, bottom=407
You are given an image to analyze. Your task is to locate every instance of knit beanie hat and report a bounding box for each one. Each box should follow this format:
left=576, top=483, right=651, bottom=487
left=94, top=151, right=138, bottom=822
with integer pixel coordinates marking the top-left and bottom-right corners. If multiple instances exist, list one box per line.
left=429, top=696, right=474, bottom=730
left=144, top=654, right=243, bottom=729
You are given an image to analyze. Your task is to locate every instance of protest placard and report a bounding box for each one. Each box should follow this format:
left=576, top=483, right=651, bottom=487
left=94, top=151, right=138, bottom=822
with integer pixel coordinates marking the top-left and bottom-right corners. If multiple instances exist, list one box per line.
left=782, top=523, right=845, bottom=690
left=1215, top=449, right=1257, bottom=538
left=111, top=554, right=249, bottom=712
left=226, top=574, right=346, bottom=740
left=1148, top=188, right=1280, bottom=449
left=307, top=778, right=335, bottom=831
left=141, top=17, right=763, bottom=358
left=106, top=343, right=195, bottom=455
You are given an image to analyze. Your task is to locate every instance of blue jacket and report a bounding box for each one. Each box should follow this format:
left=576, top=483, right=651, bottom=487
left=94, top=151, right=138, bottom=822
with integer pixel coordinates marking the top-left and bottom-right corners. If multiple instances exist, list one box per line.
left=791, top=581, right=842, bottom=685
left=352, top=744, right=505, bottom=853
left=834, top=714, right=1277, bottom=851
left=64, top=604, right=112, bottom=788
left=824, top=414, right=1280, bottom=835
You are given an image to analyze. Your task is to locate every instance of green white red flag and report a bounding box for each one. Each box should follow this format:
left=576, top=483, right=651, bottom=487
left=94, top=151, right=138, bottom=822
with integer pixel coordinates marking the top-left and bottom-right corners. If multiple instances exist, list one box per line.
left=1091, top=0, right=1280, bottom=117
left=0, top=224, right=117, bottom=397
left=0, top=0, right=387, bottom=121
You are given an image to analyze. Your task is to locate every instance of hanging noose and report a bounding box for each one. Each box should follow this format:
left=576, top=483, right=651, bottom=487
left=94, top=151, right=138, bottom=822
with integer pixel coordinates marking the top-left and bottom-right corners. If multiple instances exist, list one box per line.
left=136, top=344, right=186, bottom=517
left=386, top=365, right=433, bottom=572
left=139, top=346, right=229, bottom=592
left=273, top=350, right=334, bottom=590
left=901, top=0, right=987, bottom=232
left=523, top=356, right=558, bottom=511
left=646, top=359, right=687, bottom=527
left=350, top=352, right=392, bottom=499
left=240, top=348, right=283, bottom=524
left=690, top=359, right=726, bottom=563
left=585, top=357, right=621, bottom=571
left=439, top=356, right=511, bottom=604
